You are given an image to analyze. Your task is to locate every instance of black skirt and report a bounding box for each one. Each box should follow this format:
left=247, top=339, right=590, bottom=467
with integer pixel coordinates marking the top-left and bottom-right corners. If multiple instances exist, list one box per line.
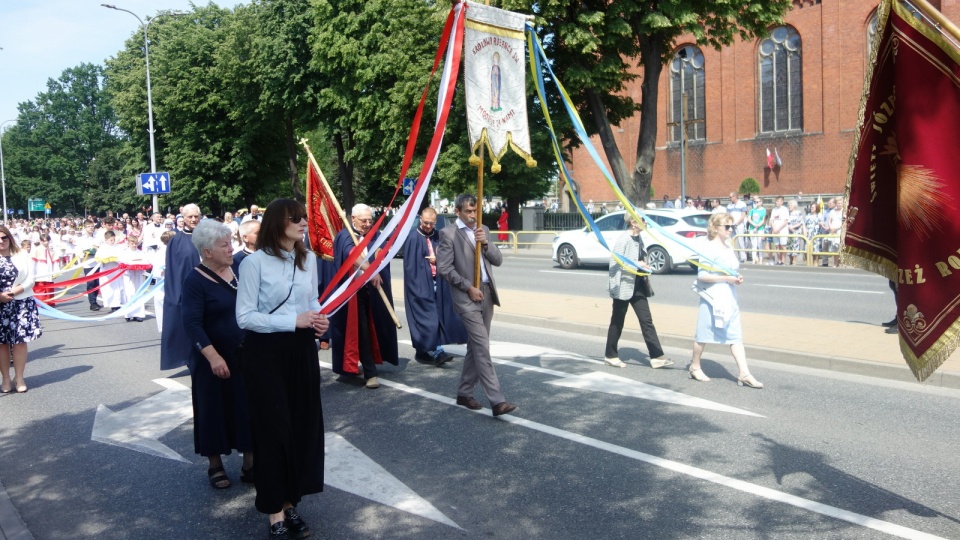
left=242, top=328, right=324, bottom=514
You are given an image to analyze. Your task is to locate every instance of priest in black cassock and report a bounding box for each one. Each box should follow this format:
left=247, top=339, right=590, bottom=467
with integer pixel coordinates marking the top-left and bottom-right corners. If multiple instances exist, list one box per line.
left=160, top=204, right=202, bottom=370
left=330, top=204, right=398, bottom=389
left=403, top=207, right=466, bottom=365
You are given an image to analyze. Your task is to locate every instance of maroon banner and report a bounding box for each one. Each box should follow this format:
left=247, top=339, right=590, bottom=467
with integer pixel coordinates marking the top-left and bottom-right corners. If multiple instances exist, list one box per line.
left=843, top=0, right=960, bottom=381
left=306, top=159, right=343, bottom=261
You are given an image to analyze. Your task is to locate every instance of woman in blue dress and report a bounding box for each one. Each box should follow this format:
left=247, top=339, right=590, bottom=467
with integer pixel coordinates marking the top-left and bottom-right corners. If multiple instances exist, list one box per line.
left=0, top=225, right=40, bottom=394
left=688, top=213, right=763, bottom=388
left=182, top=220, right=254, bottom=489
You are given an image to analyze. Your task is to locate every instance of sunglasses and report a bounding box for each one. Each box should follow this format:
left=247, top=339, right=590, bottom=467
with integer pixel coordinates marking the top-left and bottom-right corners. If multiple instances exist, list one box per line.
left=0, top=236, right=7, bottom=241
left=723, top=224, right=735, bottom=230
left=287, top=215, right=305, bottom=222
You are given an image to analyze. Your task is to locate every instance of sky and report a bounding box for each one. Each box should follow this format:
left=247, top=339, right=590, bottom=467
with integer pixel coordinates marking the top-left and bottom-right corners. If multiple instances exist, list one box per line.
left=0, top=0, right=219, bottom=127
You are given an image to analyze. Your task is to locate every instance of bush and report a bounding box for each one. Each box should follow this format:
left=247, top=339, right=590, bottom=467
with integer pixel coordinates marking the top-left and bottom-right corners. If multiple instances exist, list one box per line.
left=739, top=177, right=760, bottom=195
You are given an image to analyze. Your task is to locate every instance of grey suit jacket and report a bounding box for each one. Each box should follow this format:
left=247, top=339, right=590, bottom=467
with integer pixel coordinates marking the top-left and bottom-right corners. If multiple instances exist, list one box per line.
left=437, top=223, right=502, bottom=313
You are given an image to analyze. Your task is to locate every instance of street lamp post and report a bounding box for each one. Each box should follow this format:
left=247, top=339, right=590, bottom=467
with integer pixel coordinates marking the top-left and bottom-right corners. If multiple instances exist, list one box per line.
left=102, top=4, right=182, bottom=214
left=0, top=119, right=15, bottom=225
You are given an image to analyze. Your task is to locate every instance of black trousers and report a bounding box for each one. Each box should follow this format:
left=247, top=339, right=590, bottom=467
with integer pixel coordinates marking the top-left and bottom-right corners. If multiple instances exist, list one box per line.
left=83, top=267, right=99, bottom=306
left=605, top=294, right=664, bottom=359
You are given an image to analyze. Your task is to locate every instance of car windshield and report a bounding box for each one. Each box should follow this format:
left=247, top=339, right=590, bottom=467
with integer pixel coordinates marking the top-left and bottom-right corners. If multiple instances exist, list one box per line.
left=591, top=214, right=626, bottom=232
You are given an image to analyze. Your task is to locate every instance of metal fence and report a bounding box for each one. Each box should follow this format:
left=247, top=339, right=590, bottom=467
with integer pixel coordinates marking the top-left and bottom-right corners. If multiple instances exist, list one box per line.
left=542, top=212, right=594, bottom=231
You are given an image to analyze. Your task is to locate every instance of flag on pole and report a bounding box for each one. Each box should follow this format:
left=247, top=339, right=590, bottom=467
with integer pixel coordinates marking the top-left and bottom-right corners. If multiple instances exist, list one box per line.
left=766, top=147, right=774, bottom=169
left=843, top=0, right=960, bottom=381
left=463, top=0, right=536, bottom=173
left=774, top=147, right=783, bottom=168
left=305, top=154, right=343, bottom=261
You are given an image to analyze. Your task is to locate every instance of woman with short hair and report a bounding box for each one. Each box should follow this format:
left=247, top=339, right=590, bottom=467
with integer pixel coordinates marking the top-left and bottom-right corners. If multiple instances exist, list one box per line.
left=236, top=198, right=328, bottom=539
left=0, top=225, right=40, bottom=394
left=688, top=213, right=763, bottom=388
left=181, top=220, right=254, bottom=489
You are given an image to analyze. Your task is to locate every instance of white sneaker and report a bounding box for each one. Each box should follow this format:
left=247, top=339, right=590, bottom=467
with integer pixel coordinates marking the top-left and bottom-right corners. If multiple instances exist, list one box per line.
left=649, top=358, right=675, bottom=369
left=365, top=377, right=380, bottom=389
left=604, top=357, right=627, bottom=368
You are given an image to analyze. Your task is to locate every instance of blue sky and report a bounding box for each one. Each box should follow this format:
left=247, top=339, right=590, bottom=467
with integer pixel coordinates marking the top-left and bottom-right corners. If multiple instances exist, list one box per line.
left=0, top=1, right=219, bottom=127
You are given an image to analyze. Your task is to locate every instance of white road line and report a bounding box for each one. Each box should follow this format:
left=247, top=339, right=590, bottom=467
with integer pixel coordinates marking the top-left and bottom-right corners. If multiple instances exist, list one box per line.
left=322, top=360, right=944, bottom=539
left=540, top=270, right=605, bottom=276
left=755, top=284, right=885, bottom=294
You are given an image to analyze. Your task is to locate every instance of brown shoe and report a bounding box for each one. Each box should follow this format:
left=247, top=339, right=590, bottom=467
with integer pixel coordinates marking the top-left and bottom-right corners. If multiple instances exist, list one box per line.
left=455, top=395, right=482, bottom=410
left=492, top=402, right=517, bottom=417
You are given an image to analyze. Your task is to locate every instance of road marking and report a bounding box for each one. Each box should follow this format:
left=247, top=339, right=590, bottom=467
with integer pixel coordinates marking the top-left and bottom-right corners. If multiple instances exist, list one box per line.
left=756, top=284, right=885, bottom=294
left=440, top=342, right=762, bottom=417
left=539, top=270, right=605, bottom=276
left=91, top=378, right=193, bottom=463
left=328, top=361, right=942, bottom=540
left=325, top=433, right=461, bottom=529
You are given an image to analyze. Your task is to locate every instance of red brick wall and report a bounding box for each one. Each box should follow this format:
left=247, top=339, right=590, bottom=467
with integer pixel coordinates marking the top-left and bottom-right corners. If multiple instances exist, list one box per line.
left=566, top=0, right=900, bottom=206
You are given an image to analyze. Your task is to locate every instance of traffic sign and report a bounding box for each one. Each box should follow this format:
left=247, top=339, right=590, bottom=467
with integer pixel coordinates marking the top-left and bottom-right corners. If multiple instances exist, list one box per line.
left=402, top=177, right=416, bottom=196
left=28, top=199, right=45, bottom=212
left=137, top=172, right=171, bottom=196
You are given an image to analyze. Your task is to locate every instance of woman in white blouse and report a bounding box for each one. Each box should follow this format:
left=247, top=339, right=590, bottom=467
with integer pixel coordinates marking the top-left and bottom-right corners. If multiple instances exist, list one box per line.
left=236, top=198, right=328, bottom=540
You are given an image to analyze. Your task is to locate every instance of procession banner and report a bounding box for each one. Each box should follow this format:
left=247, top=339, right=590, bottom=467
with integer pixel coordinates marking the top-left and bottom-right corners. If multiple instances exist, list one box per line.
left=463, top=1, right=535, bottom=173
left=306, top=157, right=342, bottom=261
left=842, top=0, right=960, bottom=381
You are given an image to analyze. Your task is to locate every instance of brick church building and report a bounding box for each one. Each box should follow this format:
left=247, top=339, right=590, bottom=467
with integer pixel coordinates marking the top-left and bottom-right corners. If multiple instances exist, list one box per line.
left=565, top=0, right=960, bottom=207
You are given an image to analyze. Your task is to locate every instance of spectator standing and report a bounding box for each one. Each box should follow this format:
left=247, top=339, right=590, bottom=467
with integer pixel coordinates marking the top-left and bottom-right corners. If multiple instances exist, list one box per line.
left=786, top=199, right=806, bottom=265
left=770, top=196, right=789, bottom=266
left=747, top=196, right=767, bottom=264
left=726, top=193, right=748, bottom=263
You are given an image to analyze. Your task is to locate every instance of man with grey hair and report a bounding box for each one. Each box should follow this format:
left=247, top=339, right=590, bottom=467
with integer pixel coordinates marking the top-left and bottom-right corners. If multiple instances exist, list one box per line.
left=330, top=203, right=398, bottom=389
left=241, top=204, right=261, bottom=223
left=161, top=203, right=202, bottom=370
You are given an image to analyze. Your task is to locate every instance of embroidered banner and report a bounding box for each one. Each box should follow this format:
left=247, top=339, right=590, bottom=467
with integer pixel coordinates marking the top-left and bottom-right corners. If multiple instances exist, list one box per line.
left=463, top=1, right=535, bottom=173
left=305, top=155, right=343, bottom=261
left=843, top=0, right=960, bottom=381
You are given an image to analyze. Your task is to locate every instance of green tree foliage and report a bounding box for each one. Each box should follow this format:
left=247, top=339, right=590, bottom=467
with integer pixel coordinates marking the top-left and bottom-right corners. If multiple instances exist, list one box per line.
left=107, top=4, right=290, bottom=215
left=501, top=0, right=791, bottom=205
left=2, top=63, right=123, bottom=215
left=739, top=177, right=761, bottom=195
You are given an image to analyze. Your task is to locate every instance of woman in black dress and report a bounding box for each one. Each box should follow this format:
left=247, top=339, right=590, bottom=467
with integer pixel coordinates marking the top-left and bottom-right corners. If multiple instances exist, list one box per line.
left=182, top=220, right=253, bottom=488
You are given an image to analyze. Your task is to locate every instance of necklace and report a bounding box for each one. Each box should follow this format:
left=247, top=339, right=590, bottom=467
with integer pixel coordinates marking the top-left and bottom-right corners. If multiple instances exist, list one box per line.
left=202, top=262, right=238, bottom=290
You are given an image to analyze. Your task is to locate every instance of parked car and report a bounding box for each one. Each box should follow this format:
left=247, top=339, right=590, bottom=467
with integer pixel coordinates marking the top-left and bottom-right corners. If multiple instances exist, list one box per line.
left=551, top=209, right=710, bottom=273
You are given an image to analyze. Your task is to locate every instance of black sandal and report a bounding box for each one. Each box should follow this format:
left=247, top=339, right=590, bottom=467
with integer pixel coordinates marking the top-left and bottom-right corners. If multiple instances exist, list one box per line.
left=207, top=466, right=231, bottom=489
left=240, top=465, right=255, bottom=484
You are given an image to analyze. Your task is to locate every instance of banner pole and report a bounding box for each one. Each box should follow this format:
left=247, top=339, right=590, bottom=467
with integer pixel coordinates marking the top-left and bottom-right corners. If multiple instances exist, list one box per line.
left=474, top=140, right=484, bottom=289
left=907, top=0, right=960, bottom=43
left=301, top=139, right=402, bottom=329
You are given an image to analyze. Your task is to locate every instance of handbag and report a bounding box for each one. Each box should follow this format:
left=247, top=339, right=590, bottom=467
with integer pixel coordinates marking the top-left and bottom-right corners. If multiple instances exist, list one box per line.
left=640, top=275, right=655, bottom=297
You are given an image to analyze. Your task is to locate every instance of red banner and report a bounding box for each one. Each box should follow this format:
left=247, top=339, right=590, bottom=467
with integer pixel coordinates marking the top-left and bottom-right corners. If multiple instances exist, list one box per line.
left=306, top=159, right=343, bottom=261
left=843, top=0, right=960, bottom=381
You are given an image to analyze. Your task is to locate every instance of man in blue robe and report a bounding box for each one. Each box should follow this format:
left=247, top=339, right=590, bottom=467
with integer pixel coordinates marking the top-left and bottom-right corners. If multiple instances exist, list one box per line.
left=403, top=207, right=466, bottom=365
left=160, top=204, right=201, bottom=370
left=330, top=204, right=398, bottom=389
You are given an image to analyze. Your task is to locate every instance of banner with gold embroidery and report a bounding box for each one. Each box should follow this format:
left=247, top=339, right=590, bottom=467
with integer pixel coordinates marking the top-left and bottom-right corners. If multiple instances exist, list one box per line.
left=463, top=1, right=535, bottom=173
left=843, top=0, right=960, bottom=381
left=306, top=157, right=343, bottom=261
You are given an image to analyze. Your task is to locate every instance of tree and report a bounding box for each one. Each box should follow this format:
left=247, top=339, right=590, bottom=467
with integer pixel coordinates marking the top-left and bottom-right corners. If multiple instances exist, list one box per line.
left=502, top=0, right=791, bottom=205
left=3, top=63, right=123, bottom=215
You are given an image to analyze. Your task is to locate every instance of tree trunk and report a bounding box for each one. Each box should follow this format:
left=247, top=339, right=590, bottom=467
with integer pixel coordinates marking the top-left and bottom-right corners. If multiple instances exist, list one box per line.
left=632, top=38, right=665, bottom=207
left=585, top=87, right=631, bottom=192
left=284, top=114, right=304, bottom=201
left=333, top=130, right=355, bottom=211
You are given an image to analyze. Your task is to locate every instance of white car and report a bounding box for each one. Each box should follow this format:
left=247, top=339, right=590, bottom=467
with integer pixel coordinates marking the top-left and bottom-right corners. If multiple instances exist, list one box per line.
left=551, top=209, right=710, bottom=274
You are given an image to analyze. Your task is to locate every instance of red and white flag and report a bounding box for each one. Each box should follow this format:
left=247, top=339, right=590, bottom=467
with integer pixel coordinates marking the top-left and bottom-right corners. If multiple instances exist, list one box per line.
left=766, top=147, right=774, bottom=169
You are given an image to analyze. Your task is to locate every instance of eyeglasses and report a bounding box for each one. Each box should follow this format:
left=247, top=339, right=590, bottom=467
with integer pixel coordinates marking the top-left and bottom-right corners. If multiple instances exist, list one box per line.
left=420, top=221, right=436, bottom=226
left=723, top=224, right=735, bottom=230
left=356, top=218, right=374, bottom=224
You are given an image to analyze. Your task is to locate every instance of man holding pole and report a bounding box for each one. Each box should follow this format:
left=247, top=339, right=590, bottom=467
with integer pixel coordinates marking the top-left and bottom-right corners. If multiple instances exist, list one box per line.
left=437, top=194, right=516, bottom=417
left=329, top=204, right=398, bottom=389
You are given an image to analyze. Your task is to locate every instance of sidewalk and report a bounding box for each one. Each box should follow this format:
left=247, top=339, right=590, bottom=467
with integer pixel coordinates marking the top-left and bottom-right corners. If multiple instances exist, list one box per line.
left=392, top=278, right=960, bottom=388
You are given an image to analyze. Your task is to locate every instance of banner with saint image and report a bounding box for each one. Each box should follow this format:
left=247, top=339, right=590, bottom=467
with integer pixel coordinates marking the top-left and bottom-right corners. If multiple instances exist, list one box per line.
left=463, top=1, right=535, bottom=173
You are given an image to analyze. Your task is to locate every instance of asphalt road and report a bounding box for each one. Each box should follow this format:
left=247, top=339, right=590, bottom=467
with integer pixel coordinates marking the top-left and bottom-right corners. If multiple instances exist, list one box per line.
left=391, top=253, right=896, bottom=324
left=1, top=290, right=958, bottom=539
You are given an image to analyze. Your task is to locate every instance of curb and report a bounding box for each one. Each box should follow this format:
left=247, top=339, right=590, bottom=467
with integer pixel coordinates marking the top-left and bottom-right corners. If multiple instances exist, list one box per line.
left=0, top=478, right=32, bottom=540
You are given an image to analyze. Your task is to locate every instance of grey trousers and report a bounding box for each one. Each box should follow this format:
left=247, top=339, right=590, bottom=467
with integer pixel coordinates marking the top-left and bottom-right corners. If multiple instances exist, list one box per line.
left=457, top=283, right=505, bottom=405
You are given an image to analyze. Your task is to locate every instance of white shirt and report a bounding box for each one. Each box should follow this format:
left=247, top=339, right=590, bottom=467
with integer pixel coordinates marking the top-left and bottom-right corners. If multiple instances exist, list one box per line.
left=455, top=218, right=489, bottom=284
left=75, top=233, right=100, bottom=269
left=236, top=249, right=320, bottom=333
left=141, top=223, right=164, bottom=250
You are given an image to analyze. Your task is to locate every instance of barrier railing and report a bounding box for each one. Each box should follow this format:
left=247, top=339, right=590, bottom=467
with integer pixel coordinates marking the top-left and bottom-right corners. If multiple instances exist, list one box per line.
left=493, top=231, right=559, bottom=253
left=732, top=233, right=841, bottom=266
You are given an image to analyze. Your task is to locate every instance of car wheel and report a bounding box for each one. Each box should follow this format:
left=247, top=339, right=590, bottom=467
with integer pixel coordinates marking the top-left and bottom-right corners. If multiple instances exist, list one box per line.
left=645, top=246, right=672, bottom=274
left=557, top=244, right=579, bottom=269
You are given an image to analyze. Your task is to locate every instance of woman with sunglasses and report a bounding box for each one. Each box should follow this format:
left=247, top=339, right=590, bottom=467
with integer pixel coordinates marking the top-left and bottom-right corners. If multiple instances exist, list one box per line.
left=0, top=225, right=41, bottom=394
left=688, top=213, right=763, bottom=388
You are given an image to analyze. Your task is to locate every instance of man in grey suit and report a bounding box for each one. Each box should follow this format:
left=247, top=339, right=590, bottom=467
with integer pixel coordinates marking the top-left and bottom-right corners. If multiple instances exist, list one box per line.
left=437, top=194, right=517, bottom=417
